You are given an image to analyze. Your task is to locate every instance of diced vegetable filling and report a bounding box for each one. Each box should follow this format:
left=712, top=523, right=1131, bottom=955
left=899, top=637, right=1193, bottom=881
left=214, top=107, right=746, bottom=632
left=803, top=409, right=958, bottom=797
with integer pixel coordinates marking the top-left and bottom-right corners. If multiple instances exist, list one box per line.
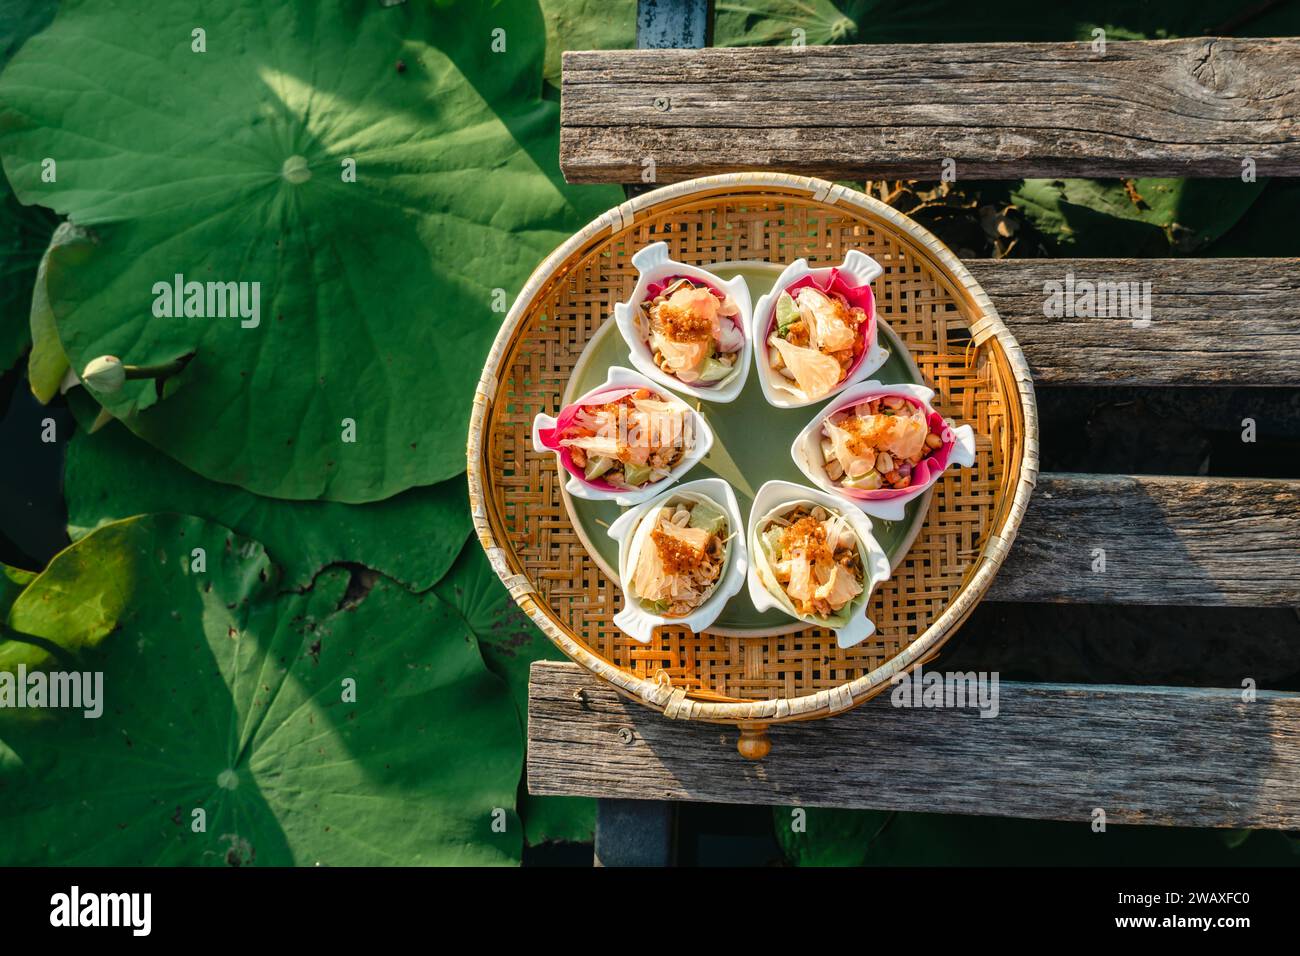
left=758, top=504, right=863, bottom=619
left=819, top=396, right=945, bottom=491
left=559, top=388, right=691, bottom=489
left=767, top=287, right=867, bottom=400
left=630, top=498, right=729, bottom=617
left=642, top=277, right=744, bottom=386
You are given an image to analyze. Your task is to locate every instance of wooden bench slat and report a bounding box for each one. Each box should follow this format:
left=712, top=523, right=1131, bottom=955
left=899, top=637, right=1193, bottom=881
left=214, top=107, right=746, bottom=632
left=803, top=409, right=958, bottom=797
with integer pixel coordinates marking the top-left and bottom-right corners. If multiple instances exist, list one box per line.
left=967, top=258, right=1300, bottom=386
left=561, top=39, right=1300, bottom=182
left=995, top=474, right=1300, bottom=606
left=527, top=661, right=1300, bottom=828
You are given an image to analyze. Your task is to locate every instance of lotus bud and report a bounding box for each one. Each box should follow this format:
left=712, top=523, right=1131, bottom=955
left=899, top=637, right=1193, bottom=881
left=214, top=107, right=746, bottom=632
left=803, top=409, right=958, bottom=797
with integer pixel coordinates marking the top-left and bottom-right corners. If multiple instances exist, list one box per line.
left=77, top=353, right=191, bottom=394
left=82, top=355, right=125, bottom=392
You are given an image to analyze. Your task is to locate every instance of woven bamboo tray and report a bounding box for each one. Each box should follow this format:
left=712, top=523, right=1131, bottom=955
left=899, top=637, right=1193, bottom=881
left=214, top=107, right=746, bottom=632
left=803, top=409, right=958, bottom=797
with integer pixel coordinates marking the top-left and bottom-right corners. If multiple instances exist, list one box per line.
left=468, top=173, right=1038, bottom=759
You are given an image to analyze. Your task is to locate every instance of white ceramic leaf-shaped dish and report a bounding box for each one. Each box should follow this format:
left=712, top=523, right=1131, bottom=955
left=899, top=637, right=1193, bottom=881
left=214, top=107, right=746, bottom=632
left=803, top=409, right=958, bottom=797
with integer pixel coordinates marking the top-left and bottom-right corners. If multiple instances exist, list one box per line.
left=531, top=365, right=713, bottom=507
left=745, top=480, right=891, bottom=649
left=790, top=380, right=977, bottom=522
left=606, top=477, right=748, bottom=643
left=613, top=241, right=753, bottom=403
left=750, top=249, right=888, bottom=409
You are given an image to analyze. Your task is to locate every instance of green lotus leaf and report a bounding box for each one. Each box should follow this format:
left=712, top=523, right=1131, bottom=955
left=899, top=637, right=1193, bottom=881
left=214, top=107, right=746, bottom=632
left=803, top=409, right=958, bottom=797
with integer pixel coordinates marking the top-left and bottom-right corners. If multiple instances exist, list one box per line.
left=0, top=182, right=57, bottom=376
left=1012, top=178, right=1267, bottom=256
left=0, top=514, right=523, bottom=865
left=3, top=516, right=152, bottom=666
left=0, top=0, right=56, bottom=66
left=0, top=0, right=58, bottom=375
left=0, top=0, right=621, bottom=501
left=541, top=0, right=637, bottom=87
left=435, top=538, right=595, bottom=846
left=1203, top=179, right=1300, bottom=256
left=23, top=220, right=90, bottom=402
left=773, top=806, right=892, bottom=866
left=0, top=563, right=35, bottom=619
left=714, top=0, right=856, bottom=47
left=64, top=395, right=471, bottom=592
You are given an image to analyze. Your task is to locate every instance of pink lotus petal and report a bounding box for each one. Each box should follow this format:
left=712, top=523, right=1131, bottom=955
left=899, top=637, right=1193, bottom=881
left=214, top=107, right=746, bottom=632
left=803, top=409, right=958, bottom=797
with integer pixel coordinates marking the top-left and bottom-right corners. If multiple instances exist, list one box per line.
left=642, top=275, right=744, bottom=389
left=821, top=391, right=956, bottom=501
left=766, top=268, right=877, bottom=380
left=645, top=274, right=726, bottom=301
left=536, top=386, right=644, bottom=490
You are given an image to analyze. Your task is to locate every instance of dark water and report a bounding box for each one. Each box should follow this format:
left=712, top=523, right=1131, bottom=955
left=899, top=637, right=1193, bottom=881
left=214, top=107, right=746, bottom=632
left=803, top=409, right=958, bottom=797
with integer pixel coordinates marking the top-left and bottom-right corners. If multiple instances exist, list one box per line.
left=0, top=365, right=73, bottom=571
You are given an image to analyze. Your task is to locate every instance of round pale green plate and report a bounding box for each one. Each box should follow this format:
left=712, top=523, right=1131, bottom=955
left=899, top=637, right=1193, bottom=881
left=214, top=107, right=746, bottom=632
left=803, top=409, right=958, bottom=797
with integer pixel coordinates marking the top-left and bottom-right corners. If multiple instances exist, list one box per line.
left=562, top=261, right=932, bottom=637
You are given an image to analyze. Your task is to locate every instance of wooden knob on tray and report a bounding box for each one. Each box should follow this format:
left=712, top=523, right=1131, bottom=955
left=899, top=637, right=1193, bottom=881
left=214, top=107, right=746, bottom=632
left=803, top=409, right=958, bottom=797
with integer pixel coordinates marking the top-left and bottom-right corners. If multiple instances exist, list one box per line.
left=736, top=724, right=771, bottom=760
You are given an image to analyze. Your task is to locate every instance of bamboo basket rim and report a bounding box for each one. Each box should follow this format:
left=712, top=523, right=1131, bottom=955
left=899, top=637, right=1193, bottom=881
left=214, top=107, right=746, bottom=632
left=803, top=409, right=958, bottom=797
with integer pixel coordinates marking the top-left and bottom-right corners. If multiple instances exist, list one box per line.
left=467, top=172, right=1039, bottom=725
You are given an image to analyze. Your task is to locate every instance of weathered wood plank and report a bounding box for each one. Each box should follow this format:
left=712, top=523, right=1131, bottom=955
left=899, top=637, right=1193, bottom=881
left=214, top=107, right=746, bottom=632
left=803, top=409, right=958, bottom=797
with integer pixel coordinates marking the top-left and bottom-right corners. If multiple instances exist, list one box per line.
left=528, top=661, right=1300, bottom=828
left=561, top=39, right=1300, bottom=181
left=966, top=258, right=1300, bottom=386
left=992, top=474, right=1300, bottom=606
